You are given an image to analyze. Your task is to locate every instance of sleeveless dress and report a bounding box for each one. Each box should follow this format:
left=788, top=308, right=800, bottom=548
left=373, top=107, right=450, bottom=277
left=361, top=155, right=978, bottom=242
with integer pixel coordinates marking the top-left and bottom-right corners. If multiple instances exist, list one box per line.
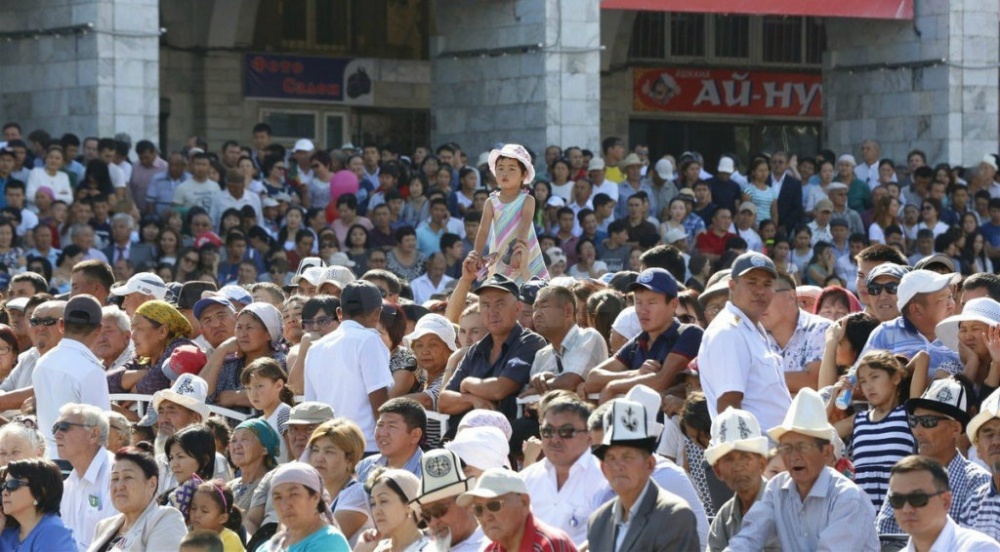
left=850, top=404, right=915, bottom=511
left=486, top=190, right=549, bottom=283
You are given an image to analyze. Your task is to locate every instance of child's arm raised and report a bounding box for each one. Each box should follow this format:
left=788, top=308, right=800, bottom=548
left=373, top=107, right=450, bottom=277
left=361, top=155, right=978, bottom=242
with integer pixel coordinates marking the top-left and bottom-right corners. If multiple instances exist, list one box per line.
left=472, top=199, right=494, bottom=259
left=510, top=194, right=536, bottom=270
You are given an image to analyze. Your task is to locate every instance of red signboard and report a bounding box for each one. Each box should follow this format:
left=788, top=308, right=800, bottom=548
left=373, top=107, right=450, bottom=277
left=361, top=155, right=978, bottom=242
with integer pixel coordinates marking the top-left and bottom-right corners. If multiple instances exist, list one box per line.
left=633, top=67, right=823, bottom=118
left=602, top=0, right=913, bottom=20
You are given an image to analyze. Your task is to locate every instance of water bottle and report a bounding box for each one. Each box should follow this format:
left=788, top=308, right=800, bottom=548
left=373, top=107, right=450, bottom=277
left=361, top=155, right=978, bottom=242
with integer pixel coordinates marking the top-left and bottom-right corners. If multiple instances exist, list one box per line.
left=835, top=370, right=857, bottom=410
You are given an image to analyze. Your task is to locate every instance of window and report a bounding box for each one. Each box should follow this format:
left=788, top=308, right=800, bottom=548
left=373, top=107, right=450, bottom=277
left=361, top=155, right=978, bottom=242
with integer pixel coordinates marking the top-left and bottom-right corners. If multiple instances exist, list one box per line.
left=261, top=110, right=318, bottom=143
left=279, top=0, right=351, bottom=51
left=629, top=12, right=666, bottom=59
left=715, top=15, right=750, bottom=59
left=325, top=113, right=347, bottom=149
left=669, top=13, right=705, bottom=57
left=762, top=16, right=802, bottom=64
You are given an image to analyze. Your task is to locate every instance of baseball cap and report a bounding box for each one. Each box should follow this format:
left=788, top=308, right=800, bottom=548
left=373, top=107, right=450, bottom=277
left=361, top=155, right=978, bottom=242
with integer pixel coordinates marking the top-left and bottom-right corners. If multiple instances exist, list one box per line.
left=588, top=158, right=606, bottom=171
left=896, top=269, right=960, bottom=311
left=718, top=157, right=735, bottom=173
left=738, top=201, right=757, bottom=214
left=287, top=402, right=335, bottom=425
left=474, top=274, right=519, bottom=297
left=162, top=344, right=208, bottom=381
left=546, top=196, right=566, bottom=208
left=110, top=273, right=167, bottom=299
left=64, top=295, right=102, bottom=326
left=218, top=285, right=253, bottom=307
left=621, top=153, right=642, bottom=168
left=293, top=139, right=315, bottom=152
left=627, top=268, right=678, bottom=298
left=262, top=197, right=279, bottom=208
left=405, top=314, right=458, bottom=352
left=663, top=227, right=687, bottom=244
left=865, top=263, right=910, bottom=285
left=456, top=467, right=527, bottom=508
left=193, top=295, right=235, bottom=319
left=193, top=231, right=223, bottom=250
left=731, top=251, right=777, bottom=278
left=830, top=218, right=849, bottom=228
left=814, top=199, right=834, bottom=212
left=914, top=253, right=956, bottom=273
left=5, top=297, right=28, bottom=312
left=177, top=282, right=219, bottom=310
left=655, top=159, right=675, bottom=181
left=318, top=266, right=356, bottom=291
left=518, top=279, right=548, bottom=305
left=677, top=188, right=695, bottom=202
left=340, top=280, right=383, bottom=314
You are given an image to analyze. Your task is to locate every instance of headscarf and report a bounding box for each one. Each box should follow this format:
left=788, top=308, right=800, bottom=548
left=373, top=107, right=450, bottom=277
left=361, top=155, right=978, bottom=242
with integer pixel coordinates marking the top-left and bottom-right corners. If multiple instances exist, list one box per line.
left=239, top=302, right=283, bottom=348
left=234, top=418, right=280, bottom=470
left=136, top=300, right=193, bottom=341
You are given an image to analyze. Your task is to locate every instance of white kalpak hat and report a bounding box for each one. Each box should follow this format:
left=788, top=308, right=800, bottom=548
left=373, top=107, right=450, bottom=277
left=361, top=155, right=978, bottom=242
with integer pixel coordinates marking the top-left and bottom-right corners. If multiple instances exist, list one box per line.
left=412, top=449, right=474, bottom=507
left=626, top=385, right=664, bottom=437
left=488, top=144, right=535, bottom=184
left=594, top=398, right=658, bottom=460
left=152, top=373, right=210, bottom=420
left=767, top=388, right=836, bottom=443
left=705, top=407, right=769, bottom=466
left=936, top=297, right=1000, bottom=353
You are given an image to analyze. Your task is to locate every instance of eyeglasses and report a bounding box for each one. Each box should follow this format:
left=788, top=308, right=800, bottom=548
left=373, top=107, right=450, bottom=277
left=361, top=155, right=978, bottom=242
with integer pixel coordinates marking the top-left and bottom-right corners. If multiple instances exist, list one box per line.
left=53, top=421, right=93, bottom=434
left=420, top=502, right=452, bottom=524
left=908, top=414, right=953, bottom=429
left=887, top=490, right=946, bottom=509
left=777, top=441, right=822, bottom=456
left=0, top=479, right=29, bottom=493
left=867, top=281, right=900, bottom=296
left=471, top=499, right=506, bottom=518
left=29, top=317, right=59, bottom=327
left=539, top=426, right=588, bottom=439
left=302, top=316, right=335, bottom=329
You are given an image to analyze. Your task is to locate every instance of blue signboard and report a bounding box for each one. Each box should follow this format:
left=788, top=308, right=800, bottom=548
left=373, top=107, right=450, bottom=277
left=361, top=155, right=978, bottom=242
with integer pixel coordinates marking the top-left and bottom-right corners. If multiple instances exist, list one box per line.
left=244, top=53, right=373, bottom=104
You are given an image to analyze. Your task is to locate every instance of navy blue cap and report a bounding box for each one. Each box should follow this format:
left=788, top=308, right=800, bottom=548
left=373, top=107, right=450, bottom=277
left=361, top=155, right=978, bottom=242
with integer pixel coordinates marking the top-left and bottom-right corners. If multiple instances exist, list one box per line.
left=474, top=274, right=519, bottom=297
left=627, top=268, right=679, bottom=298
left=519, top=279, right=548, bottom=305
left=731, top=251, right=778, bottom=278
left=193, top=296, right=235, bottom=319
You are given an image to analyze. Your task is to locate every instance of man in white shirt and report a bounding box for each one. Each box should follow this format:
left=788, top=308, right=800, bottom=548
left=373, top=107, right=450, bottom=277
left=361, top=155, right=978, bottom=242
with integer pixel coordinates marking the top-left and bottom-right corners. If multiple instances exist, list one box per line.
left=32, top=294, right=111, bottom=457
left=303, top=280, right=392, bottom=453
left=855, top=139, right=881, bottom=191
left=889, top=455, right=1000, bottom=551
left=589, top=158, right=619, bottom=201
left=210, top=168, right=263, bottom=228
left=731, top=202, right=764, bottom=253
left=0, top=298, right=64, bottom=413
left=172, top=151, right=219, bottom=212
left=522, top=397, right=605, bottom=545
left=57, top=403, right=117, bottom=551
left=410, top=253, right=454, bottom=304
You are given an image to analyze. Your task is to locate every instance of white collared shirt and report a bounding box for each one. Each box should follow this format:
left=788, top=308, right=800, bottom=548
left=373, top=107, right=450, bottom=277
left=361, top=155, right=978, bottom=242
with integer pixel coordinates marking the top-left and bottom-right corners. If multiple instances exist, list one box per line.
left=522, top=450, right=608, bottom=545
left=903, top=516, right=1000, bottom=551
left=410, top=273, right=455, bottom=304
left=62, top=448, right=117, bottom=552
left=33, top=338, right=111, bottom=458
left=528, top=325, right=609, bottom=382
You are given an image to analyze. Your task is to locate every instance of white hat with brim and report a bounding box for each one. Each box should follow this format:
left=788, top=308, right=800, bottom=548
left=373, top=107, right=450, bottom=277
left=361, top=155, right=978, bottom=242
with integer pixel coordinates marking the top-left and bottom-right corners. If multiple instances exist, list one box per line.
left=291, top=266, right=326, bottom=287
left=444, top=426, right=511, bottom=471
left=488, top=144, right=535, bottom=185
left=697, top=276, right=732, bottom=306
left=767, top=388, right=837, bottom=443
left=152, top=373, right=211, bottom=420
left=705, top=407, right=769, bottom=466
left=825, top=182, right=849, bottom=192
left=412, top=449, right=475, bottom=506
left=456, top=468, right=528, bottom=508
left=936, top=297, right=1000, bottom=352
left=982, top=154, right=999, bottom=171
left=897, top=270, right=960, bottom=312
left=968, top=387, right=1000, bottom=444
left=328, top=252, right=356, bottom=268
left=405, top=314, right=458, bottom=352
left=5, top=297, right=28, bottom=311
left=318, top=266, right=356, bottom=291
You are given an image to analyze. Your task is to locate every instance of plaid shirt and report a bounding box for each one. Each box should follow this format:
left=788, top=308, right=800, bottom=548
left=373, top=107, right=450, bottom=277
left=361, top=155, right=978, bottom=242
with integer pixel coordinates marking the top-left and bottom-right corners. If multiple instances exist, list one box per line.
left=876, top=451, right=991, bottom=534
left=971, top=479, right=1000, bottom=541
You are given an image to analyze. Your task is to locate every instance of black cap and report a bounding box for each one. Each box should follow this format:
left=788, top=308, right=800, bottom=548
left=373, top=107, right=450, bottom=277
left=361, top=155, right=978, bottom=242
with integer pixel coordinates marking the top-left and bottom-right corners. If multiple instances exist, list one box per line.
left=177, top=281, right=219, bottom=310
left=341, top=280, right=384, bottom=314
left=64, top=294, right=103, bottom=326
left=474, top=274, right=519, bottom=297
left=518, top=279, right=548, bottom=305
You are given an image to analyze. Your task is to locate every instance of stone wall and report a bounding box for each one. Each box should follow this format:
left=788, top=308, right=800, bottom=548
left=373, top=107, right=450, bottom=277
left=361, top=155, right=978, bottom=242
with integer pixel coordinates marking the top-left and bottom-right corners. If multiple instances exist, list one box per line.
left=823, top=0, right=998, bottom=166
left=0, top=0, right=159, bottom=143
left=431, top=0, right=602, bottom=156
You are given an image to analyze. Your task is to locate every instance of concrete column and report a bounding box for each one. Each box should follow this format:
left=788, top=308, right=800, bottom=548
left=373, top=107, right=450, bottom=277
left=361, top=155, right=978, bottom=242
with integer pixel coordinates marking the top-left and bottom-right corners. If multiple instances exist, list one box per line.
left=0, top=0, right=160, bottom=142
left=823, top=0, right=998, bottom=165
left=430, top=0, right=601, bottom=156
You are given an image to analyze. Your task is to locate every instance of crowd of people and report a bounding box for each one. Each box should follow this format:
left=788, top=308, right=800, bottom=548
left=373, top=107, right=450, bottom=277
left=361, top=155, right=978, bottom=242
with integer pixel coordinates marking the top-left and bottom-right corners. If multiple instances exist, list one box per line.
left=0, top=120, right=998, bottom=551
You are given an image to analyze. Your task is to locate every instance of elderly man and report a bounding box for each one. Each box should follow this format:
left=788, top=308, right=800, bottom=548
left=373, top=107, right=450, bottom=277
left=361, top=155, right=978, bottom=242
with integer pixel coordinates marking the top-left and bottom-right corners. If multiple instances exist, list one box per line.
left=876, top=376, right=991, bottom=535
left=457, top=468, right=576, bottom=552
left=94, top=306, right=133, bottom=371
left=193, top=293, right=236, bottom=356
left=888, top=455, right=1000, bottom=550
left=525, top=286, right=607, bottom=398
left=859, top=269, right=960, bottom=373
left=110, top=272, right=168, bottom=317
left=102, top=213, right=156, bottom=270
left=760, top=271, right=830, bottom=393
left=0, top=297, right=63, bottom=412
left=173, top=281, right=218, bottom=342
left=70, top=260, right=114, bottom=305
left=586, top=268, right=700, bottom=400
left=705, top=407, right=778, bottom=551
left=699, top=251, right=791, bottom=430
left=57, top=403, right=116, bottom=551
left=411, top=449, right=488, bottom=551
left=588, top=398, right=700, bottom=551
left=151, top=374, right=231, bottom=491
left=968, top=388, right=1000, bottom=540
left=411, top=253, right=454, bottom=304
left=69, top=225, right=109, bottom=264
left=727, top=388, right=879, bottom=550
left=355, top=397, right=426, bottom=483
left=440, top=274, right=546, bottom=422
left=855, top=139, right=882, bottom=190
left=520, top=397, right=603, bottom=545
left=33, top=295, right=109, bottom=457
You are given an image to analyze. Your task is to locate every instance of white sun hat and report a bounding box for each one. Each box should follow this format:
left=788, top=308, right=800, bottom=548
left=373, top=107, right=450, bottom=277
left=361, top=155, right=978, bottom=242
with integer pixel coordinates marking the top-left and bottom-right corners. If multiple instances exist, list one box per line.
left=767, top=388, right=836, bottom=443
left=705, top=407, right=769, bottom=466
left=935, top=297, right=1000, bottom=352
left=487, top=144, right=535, bottom=184
left=968, top=387, right=1000, bottom=445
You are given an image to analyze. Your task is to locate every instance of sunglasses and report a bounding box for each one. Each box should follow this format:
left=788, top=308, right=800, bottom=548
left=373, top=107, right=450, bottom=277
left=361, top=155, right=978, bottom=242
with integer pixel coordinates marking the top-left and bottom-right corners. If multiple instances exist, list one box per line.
left=471, top=499, right=506, bottom=518
left=0, top=479, right=29, bottom=493
left=908, top=414, right=953, bottom=429
left=29, top=317, right=59, bottom=327
left=867, top=281, right=900, bottom=296
left=887, top=490, right=946, bottom=509
left=53, top=421, right=92, bottom=434
left=420, top=502, right=452, bottom=524
left=539, top=426, right=587, bottom=439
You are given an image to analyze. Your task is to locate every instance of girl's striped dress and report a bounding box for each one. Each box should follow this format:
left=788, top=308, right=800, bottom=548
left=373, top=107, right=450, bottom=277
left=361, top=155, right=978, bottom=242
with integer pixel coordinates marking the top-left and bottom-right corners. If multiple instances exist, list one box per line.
left=487, top=190, right=549, bottom=283
left=851, top=404, right=916, bottom=511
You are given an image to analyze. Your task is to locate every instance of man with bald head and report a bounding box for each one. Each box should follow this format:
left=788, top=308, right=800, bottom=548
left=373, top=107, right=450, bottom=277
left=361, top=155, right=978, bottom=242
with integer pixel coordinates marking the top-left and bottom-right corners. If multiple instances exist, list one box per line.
left=0, top=297, right=65, bottom=412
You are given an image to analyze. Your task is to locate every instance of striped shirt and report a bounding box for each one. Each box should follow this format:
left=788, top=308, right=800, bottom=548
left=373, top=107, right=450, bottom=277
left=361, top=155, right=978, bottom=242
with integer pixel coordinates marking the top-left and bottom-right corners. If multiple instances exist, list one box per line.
left=971, top=479, right=1000, bottom=541
left=876, top=451, right=991, bottom=534
left=850, top=405, right=915, bottom=511
left=355, top=448, right=424, bottom=485
left=858, top=316, right=960, bottom=373
left=485, top=513, right=577, bottom=552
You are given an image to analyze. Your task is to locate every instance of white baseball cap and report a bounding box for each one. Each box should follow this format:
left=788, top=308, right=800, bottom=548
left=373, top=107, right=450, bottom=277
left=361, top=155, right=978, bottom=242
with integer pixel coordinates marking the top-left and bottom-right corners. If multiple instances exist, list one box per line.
left=293, top=139, right=315, bottom=152
left=717, top=157, right=735, bottom=174
left=456, top=468, right=528, bottom=507
left=405, top=314, right=457, bottom=352
left=896, top=269, right=960, bottom=312
left=655, top=158, right=675, bottom=180
left=318, top=266, right=356, bottom=291
left=111, top=273, right=168, bottom=299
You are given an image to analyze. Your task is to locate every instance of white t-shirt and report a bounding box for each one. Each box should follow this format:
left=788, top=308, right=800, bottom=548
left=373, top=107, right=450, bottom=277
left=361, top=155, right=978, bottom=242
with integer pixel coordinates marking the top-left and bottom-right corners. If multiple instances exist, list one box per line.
left=265, top=403, right=291, bottom=462
left=172, top=178, right=220, bottom=211
left=27, top=168, right=73, bottom=206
